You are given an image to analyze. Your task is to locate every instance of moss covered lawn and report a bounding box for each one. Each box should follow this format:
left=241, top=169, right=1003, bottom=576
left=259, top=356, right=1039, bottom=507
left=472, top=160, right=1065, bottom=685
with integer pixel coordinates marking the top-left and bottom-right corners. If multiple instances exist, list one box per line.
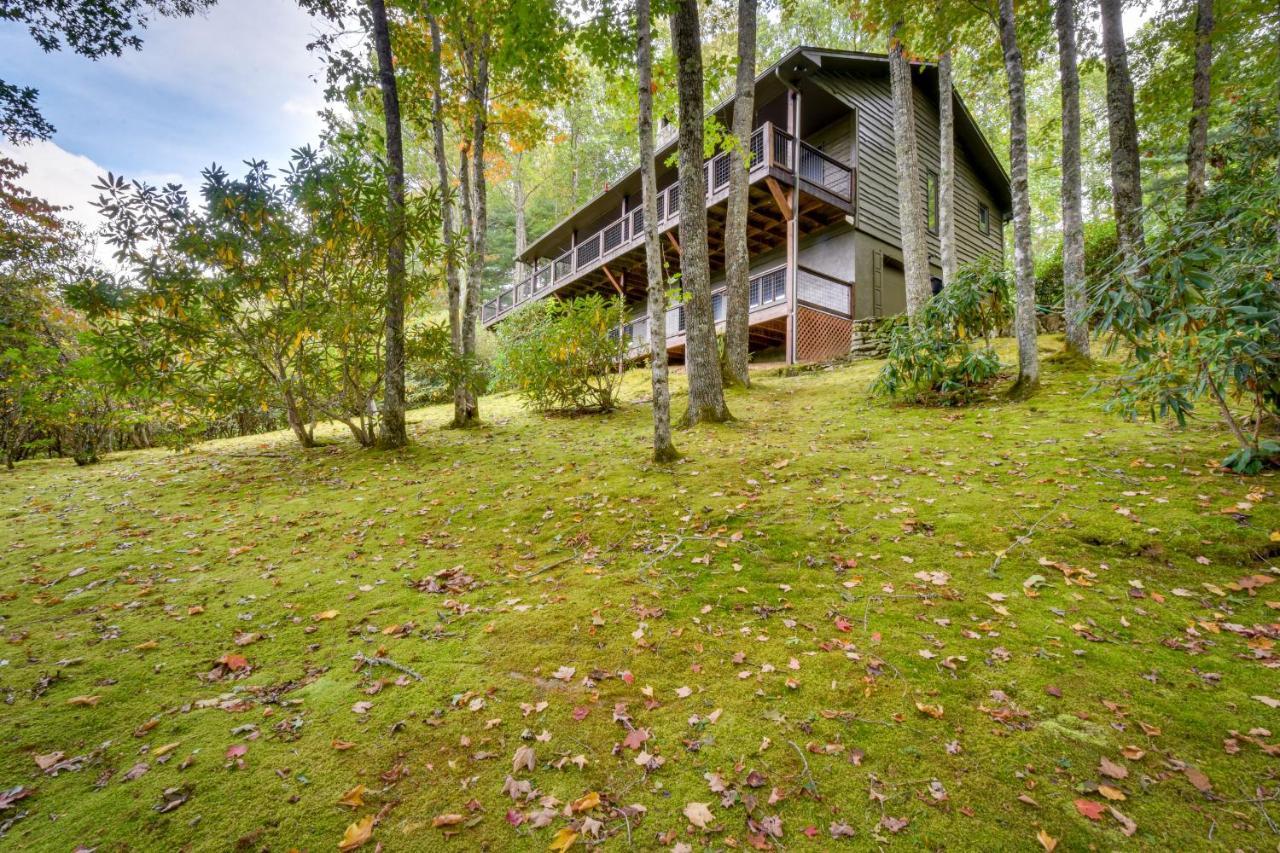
left=1, top=337, right=1278, bottom=851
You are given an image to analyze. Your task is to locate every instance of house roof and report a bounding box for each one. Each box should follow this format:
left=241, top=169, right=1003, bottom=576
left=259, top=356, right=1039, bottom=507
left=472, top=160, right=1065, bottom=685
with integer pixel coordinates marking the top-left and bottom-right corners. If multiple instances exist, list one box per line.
left=519, top=45, right=1011, bottom=265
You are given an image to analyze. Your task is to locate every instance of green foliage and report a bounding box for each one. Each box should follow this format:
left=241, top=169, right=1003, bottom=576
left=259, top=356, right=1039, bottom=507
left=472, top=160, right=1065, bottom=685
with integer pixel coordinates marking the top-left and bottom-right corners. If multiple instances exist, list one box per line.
left=1093, top=104, right=1280, bottom=473
left=406, top=320, right=489, bottom=407
left=873, top=257, right=1012, bottom=405
left=1033, top=219, right=1119, bottom=317
left=493, top=294, right=626, bottom=414
left=80, top=143, right=445, bottom=448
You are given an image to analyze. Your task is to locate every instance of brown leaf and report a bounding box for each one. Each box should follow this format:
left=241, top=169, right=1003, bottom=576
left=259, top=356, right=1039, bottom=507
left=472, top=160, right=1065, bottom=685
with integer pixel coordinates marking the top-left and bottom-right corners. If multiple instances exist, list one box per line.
left=1098, top=756, right=1128, bottom=780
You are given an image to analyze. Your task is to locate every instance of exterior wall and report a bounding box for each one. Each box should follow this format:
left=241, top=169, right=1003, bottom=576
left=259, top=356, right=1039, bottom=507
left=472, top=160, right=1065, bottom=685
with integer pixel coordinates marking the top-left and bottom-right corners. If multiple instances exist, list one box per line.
left=811, top=71, right=1005, bottom=268
left=796, top=222, right=856, bottom=283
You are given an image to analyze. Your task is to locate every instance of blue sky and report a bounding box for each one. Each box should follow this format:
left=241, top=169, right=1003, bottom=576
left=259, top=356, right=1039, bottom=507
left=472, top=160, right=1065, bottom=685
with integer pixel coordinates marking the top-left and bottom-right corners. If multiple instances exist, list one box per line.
left=0, top=0, right=338, bottom=232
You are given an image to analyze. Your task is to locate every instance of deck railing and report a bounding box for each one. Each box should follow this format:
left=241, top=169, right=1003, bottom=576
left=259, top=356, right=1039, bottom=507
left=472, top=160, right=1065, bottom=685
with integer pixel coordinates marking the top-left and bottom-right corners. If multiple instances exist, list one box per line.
left=482, top=121, right=852, bottom=325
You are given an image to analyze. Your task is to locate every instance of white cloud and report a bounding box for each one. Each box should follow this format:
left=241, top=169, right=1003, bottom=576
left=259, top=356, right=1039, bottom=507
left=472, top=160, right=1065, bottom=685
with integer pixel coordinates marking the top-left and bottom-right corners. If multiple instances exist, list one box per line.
left=1, top=140, right=109, bottom=231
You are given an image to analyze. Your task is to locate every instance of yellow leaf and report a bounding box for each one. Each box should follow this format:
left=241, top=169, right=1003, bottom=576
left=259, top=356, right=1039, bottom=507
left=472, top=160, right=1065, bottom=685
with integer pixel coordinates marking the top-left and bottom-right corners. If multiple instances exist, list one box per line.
left=1098, top=784, right=1127, bottom=801
left=338, top=784, right=366, bottom=808
left=313, top=609, right=339, bottom=621
left=338, top=815, right=374, bottom=851
left=915, top=702, right=944, bottom=719
left=571, top=791, right=600, bottom=813
left=548, top=827, right=578, bottom=851
left=1036, top=828, right=1058, bottom=852
left=152, top=742, right=181, bottom=757
left=67, top=695, right=100, bottom=707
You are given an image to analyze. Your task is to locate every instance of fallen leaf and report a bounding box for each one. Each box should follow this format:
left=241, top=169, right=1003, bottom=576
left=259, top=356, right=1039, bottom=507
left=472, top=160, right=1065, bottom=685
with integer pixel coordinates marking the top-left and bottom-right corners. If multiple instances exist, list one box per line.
left=338, top=814, right=374, bottom=850
left=338, top=784, right=366, bottom=808
left=1075, top=799, right=1105, bottom=821
left=1036, top=827, right=1057, bottom=851
left=548, top=827, right=578, bottom=851
left=683, top=801, right=714, bottom=829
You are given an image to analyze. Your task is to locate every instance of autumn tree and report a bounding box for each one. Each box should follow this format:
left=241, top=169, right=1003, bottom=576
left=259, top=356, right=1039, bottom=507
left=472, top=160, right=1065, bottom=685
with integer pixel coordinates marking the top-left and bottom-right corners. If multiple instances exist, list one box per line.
left=397, top=0, right=573, bottom=427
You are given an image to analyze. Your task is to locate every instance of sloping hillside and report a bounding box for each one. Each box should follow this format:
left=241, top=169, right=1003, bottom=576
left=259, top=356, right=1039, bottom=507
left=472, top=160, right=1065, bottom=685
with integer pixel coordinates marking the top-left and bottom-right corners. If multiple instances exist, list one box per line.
left=2, top=342, right=1277, bottom=851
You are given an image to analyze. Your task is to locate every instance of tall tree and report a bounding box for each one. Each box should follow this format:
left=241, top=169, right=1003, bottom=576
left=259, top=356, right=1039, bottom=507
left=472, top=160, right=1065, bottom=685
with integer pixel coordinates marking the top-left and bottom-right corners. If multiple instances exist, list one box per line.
left=887, top=24, right=932, bottom=318
left=1055, top=0, right=1089, bottom=358
left=368, top=0, right=409, bottom=448
left=636, top=0, right=678, bottom=461
left=996, top=0, right=1040, bottom=391
left=455, top=13, right=490, bottom=427
left=720, top=0, right=758, bottom=389
left=423, top=7, right=468, bottom=427
left=670, top=0, right=731, bottom=425
left=1099, top=0, right=1145, bottom=261
left=1184, top=0, right=1214, bottom=210
left=937, top=48, right=957, bottom=285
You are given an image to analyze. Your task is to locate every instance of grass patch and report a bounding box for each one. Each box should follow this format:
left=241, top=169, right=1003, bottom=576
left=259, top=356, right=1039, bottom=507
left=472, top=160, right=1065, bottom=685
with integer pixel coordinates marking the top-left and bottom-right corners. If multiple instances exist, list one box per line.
left=1, top=337, right=1277, bottom=850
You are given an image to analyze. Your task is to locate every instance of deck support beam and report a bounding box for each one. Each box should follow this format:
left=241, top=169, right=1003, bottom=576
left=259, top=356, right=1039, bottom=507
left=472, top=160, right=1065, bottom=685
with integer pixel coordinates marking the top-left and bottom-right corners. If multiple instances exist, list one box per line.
left=665, top=232, right=682, bottom=257
left=766, top=176, right=792, bottom=222
left=602, top=265, right=624, bottom=296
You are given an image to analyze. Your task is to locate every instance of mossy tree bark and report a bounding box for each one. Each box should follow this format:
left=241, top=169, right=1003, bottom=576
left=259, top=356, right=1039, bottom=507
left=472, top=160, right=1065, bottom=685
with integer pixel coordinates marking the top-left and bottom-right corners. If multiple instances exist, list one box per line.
left=720, top=0, right=757, bottom=389
left=670, top=0, right=731, bottom=426
left=997, top=0, right=1040, bottom=392
left=1055, top=0, right=1090, bottom=358
left=636, top=0, right=678, bottom=462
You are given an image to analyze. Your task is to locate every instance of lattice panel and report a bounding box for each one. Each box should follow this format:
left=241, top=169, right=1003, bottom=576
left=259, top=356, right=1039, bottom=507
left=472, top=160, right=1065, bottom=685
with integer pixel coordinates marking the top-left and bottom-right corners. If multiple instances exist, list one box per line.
left=795, top=306, right=852, bottom=363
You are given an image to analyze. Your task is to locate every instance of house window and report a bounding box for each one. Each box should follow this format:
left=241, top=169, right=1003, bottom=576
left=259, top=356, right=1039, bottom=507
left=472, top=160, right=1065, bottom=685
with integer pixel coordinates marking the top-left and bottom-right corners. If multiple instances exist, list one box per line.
left=925, top=170, right=939, bottom=233
left=978, top=203, right=990, bottom=235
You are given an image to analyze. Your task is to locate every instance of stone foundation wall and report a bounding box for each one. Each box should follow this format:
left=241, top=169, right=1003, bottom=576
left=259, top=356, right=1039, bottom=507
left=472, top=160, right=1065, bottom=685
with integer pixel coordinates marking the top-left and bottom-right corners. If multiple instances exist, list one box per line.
left=849, top=317, right=891, bottom=360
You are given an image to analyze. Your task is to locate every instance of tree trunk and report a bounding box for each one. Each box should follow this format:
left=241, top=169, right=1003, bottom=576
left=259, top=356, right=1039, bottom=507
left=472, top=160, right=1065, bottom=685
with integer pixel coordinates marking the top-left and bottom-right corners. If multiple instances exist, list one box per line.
left=1099, top=0, right=1145, bottom=263
left=997, top=0, right=1040, bottom=392
left=1056, top=0, right=1090, bottom=358
left=512, top=151, right=528, bottom=282
left=670, top=0, right=730, bottom=426
left=720, top=0, right=757, bottom=389
left=283, top=387, right=317, bottom=448
left=1185, top=0, right=1213, bottom=211
left=368, top=0, right=408, bottom=448
left=637, top=0, right=677, bottom=462
left=937, top=49, right=956, bottom=286
left=456, top=26, right=490, bottom=427
left=888, top=25, right=932, bottom=319
left=426, top=10, right=467, bottom=429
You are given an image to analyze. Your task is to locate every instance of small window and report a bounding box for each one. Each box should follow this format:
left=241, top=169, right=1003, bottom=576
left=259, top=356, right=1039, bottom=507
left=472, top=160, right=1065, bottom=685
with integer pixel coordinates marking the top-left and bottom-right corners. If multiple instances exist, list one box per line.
left=978, top=204, right=990, bottom=235
left=925, top=170, right=939, bottom=233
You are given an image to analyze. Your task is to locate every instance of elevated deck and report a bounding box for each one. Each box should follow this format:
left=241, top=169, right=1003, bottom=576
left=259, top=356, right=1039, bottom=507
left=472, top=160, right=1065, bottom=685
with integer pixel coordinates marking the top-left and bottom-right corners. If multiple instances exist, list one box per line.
left=481, top=121, right=856, bottom=328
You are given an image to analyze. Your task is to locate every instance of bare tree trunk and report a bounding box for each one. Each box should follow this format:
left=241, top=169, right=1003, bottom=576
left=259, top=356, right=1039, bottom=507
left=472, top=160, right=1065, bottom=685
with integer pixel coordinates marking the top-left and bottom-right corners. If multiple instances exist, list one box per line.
left=1056, top=0, right=1090, bottom=358
left=637, top=0, right=677, bottom=462
left=670, top=0, right=730, bottom=426
left=512, top=151, right=528, bottom=281
left=455, top=25, right=490, bottom=427
left=937, top=49, right=956, bottom=286
left=888, top=24, right=931, bottom=319
left=1185, top=0, right=1213, bottom=211
left=368, top=0, right=408, bottom=448
left=426, top=9, right=467, bottom=429
left=997, top=0, right=1040, bottom=393
left=720, top=0, right=757, bottom=389
left=1100, top=0, right=1145, bottom=263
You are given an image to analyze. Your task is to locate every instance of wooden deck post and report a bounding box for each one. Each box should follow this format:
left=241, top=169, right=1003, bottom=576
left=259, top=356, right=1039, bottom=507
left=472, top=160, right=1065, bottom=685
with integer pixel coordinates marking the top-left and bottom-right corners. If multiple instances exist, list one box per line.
left=786, top=85, right=802, bottom=365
